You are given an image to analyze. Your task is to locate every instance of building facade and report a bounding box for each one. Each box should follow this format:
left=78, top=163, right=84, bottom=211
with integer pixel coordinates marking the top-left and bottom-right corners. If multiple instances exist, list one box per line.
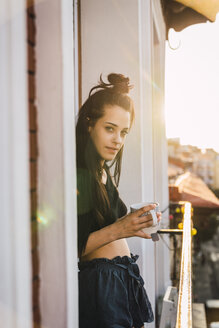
left=2, top=1, right=219, bottom=327
left=168, top=138, right=219, bottom=189
left=6, top=0, right=219, bottom=327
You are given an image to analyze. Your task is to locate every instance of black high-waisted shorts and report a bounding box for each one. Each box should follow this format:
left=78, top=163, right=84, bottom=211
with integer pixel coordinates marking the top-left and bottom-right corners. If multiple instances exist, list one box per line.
left=78, top=254, right=154, bottom=328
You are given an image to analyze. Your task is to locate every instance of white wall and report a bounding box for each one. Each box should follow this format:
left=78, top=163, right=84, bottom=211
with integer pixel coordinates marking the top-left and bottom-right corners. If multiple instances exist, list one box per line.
left=36, top=0, right=78, bottom=327
left=80, top=1, right=170, bottom=327
left=81, top=0, right=142, bottom=203
left=151, top=0, right=171, bottom=299
left=0, top=1, right=32, bottom=327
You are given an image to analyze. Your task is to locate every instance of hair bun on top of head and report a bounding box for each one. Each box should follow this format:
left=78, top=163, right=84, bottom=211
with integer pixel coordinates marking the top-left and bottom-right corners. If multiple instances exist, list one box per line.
left=107, top=73, right=133, bottom=94
left=89, top=73, right=133, bottom=96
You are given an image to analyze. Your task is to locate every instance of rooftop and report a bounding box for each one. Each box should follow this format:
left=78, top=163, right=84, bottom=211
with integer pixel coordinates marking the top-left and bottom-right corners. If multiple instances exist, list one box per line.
left=170, top=172, right=219, bottom=208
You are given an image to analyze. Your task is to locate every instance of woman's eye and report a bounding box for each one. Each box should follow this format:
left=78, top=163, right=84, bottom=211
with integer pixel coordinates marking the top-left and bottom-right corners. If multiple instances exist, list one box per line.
left=121, top=131, right=128, bottom=136
left=106, top=126, right=113, bottom=132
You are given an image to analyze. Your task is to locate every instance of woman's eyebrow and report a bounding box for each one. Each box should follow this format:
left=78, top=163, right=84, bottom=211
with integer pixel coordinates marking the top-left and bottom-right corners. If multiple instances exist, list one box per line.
left=104, top=122, right=129, bottom=130
left=104, top=121, right=118, bottom=127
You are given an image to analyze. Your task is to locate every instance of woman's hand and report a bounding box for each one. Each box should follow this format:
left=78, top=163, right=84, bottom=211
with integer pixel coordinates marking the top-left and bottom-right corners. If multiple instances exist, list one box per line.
left=80, top=205, right=162, bottom=257
left=116, top=204, right=161, bottom=239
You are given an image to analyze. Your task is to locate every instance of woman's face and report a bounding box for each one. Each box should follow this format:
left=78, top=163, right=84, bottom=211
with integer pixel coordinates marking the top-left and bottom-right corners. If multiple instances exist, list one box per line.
left=89, top=105, right=131, bottom=163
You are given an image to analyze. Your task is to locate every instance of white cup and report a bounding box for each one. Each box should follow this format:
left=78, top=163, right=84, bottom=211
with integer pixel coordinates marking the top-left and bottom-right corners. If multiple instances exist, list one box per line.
left=130, top=202, right=160, bottom=235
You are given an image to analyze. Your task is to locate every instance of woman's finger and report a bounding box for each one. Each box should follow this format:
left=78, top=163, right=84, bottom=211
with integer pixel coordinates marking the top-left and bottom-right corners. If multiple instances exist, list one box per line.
left=135, top=204, right=156, bottom=217
left=137, top=220, right=154, bottom=231
left=135, top=230, right=152, bottom=239
left=137, top=214, right=154, bottom=225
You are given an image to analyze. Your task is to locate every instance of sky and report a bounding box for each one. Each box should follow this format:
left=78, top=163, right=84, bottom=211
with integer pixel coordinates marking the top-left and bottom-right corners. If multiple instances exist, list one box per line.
left=165, top=14, right=219, bottom=153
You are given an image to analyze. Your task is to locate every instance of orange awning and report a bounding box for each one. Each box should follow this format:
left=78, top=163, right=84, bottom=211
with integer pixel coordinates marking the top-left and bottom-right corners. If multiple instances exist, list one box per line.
left=169, top=172, right=219, bottom=208
left=175, top=0, right=219, bottom=22
left=163, top=0, right=219, bottom=38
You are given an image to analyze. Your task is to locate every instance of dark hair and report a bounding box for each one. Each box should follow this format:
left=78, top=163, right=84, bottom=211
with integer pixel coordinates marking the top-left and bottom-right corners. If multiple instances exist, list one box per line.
left=76, top=73, right=135, bottom=248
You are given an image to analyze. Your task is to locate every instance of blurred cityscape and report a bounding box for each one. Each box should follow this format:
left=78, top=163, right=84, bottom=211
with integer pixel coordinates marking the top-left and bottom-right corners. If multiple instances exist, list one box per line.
left=167, top=138, right=219, bottom=325
left=168, top=138, right=219, bottom=189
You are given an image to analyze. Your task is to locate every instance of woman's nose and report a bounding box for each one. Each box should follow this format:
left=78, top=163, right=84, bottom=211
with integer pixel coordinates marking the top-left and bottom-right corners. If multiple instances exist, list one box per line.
left=113, top=132, right=122, bottom=144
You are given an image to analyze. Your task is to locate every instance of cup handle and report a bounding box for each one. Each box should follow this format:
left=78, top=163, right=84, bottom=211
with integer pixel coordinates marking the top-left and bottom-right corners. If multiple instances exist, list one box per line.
left=149, top=209, right=157, bottom=226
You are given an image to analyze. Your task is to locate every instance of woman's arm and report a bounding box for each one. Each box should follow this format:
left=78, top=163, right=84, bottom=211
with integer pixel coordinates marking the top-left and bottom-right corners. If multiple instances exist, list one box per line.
left=81, top=204, right=159, bottom=257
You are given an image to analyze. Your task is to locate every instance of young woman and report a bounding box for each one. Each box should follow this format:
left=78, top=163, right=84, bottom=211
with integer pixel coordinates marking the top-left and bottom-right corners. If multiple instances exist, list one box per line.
left=76, top=73, right=161, bottom=328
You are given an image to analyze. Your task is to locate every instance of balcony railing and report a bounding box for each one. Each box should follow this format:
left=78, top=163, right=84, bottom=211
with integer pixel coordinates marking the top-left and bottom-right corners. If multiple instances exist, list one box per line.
left=158, top=201, right=193, bottom=328
left=175, top=201, right=193, bottom=328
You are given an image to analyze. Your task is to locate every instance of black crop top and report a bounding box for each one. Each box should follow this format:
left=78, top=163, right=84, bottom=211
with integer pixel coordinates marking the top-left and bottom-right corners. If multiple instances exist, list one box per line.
left=77, top=167, right=127, bottom=256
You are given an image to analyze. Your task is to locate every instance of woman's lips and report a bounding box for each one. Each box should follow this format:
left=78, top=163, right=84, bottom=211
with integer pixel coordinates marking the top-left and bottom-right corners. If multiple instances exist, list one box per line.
left=105, top=147, right=119, bottom=154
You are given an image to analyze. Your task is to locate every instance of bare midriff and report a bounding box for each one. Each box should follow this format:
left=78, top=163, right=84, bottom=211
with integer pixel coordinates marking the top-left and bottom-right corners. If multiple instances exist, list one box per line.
left=81, top=238, right=131, bottom=262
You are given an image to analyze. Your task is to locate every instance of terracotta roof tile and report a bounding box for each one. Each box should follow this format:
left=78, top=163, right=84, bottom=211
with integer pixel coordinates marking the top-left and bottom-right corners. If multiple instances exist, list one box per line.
left=172, top=172, right=219, bottom=208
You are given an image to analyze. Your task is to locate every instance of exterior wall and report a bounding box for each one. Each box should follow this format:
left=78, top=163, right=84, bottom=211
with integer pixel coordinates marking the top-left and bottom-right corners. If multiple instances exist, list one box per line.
left=35, top=0, right=78, bottom=327
left=36, top=2, right=66, bottom=325
left=80, top=0, right=142, bottom=202
left=0, top=0, right=32, bottom=327
left=0, top=1, right=169, bottom=327
left=80, top=0, right=169, bottom=326
left=151, top=0, right=170, bottom=302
